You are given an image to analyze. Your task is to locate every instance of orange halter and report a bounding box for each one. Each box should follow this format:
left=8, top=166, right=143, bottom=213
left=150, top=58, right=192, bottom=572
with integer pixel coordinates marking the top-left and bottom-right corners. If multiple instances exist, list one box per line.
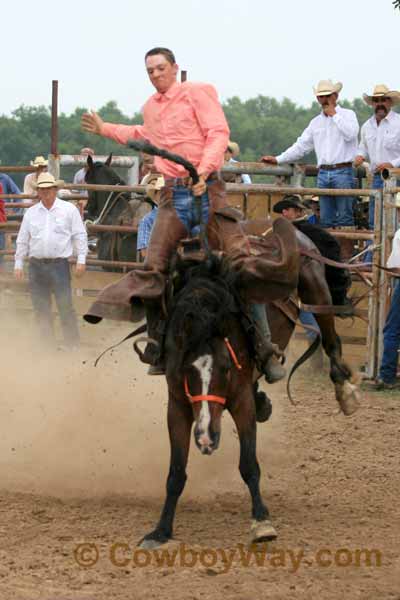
left=184, top=337, right=242, bottom=405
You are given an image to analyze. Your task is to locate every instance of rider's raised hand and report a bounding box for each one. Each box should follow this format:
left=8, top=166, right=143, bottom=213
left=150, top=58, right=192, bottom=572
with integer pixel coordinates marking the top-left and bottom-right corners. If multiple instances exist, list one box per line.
left=81, top=111, right=104, bottom=135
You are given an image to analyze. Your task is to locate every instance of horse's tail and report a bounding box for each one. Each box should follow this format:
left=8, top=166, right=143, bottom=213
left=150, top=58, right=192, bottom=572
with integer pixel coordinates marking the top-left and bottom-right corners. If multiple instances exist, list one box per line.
left=286, top=333, right=322, bottom=406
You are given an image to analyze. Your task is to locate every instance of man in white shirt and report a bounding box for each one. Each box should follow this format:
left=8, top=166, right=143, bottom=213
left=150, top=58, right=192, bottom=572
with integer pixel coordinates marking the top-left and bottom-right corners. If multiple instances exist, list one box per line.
left=261, top=80, right=359, bottom=229
left=354, top=84, right=400, bottom=228
left=374, top=226, right=400, bottom=389
left=73, top=147, right=95, bottom=213
left=15, top=173, right=88, bottom=349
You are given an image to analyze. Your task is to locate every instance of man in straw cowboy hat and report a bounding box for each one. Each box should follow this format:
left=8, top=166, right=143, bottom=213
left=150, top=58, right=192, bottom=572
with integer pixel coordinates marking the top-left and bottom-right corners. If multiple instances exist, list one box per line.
left=223, top=141, right=252, bottom=184
left=262, top=80, right=359, bottom=230
left=23, top=156, right=49, bottom=203
left=14, top=172, right=88, bottom=350
left=354, top=84, right=400, bottom=229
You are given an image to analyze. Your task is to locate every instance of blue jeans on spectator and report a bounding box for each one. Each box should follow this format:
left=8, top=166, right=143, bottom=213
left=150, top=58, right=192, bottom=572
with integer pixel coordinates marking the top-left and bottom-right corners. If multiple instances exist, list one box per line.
left=317, top=166, right=355, bottom=228
left=378, top=279, right=400, bottom=384
left=29, top=258, right=79, bottom=348
left=173, top=184, right=209, bottom=235
left=369, top=173, right=383, bottom=229
left=299, top=310, right=320, bottom=343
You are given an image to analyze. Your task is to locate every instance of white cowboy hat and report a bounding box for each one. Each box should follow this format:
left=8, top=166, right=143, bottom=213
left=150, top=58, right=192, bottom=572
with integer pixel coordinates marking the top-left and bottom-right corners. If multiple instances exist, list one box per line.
left=227, top=141, right=240, bottom=157
left=30, top=155, right=48, bottom=168
left=35, top=172, right=64, bottom=189
left=363, top=84, right=400, bottom=106
left=313, top=79, right=343, bottom=97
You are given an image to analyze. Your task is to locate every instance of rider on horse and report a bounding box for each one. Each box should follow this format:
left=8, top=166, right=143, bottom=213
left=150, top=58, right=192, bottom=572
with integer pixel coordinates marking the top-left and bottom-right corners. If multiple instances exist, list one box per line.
left=82, top=47, right=298, bottom=380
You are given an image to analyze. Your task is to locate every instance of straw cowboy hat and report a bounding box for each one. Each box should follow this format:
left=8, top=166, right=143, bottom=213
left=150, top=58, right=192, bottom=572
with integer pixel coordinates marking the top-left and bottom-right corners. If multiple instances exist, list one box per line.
left=35, top=172, right=64, bottom=189
left=313, top=79, right=343, bottom=96
left=363, top=84, right=400, bottom=106
left=227, top=141, right=240, bottom=157
left=142, top=172, right=165, bottom=192
left=30, top=155, right=48, bottom=168
left=80, top=147, right=95, bottom=156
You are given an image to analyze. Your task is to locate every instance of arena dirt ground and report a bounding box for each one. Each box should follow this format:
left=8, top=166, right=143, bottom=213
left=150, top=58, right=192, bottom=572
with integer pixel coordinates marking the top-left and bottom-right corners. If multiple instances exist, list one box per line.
left=0, top=312, right=399, bottom=600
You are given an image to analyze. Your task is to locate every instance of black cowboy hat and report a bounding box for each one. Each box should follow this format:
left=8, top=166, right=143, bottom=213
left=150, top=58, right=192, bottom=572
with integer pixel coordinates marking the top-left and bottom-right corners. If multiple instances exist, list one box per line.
left=273, top=195, right=307, bottom=214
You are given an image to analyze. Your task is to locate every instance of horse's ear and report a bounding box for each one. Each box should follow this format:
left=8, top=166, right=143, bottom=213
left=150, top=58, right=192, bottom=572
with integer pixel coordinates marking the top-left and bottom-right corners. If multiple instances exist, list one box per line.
left=87, top=155, right=94, bottom=168
left=105, top=153, right=113, bottom=166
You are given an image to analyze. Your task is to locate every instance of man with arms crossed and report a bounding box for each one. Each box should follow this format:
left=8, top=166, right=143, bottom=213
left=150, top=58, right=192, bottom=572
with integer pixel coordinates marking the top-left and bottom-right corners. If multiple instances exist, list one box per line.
left=354, top=84, right=400, bottom=229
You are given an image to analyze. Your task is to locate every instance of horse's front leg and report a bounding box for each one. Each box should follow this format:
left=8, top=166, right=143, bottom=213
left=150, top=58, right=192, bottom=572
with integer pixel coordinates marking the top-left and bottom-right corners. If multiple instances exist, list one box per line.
left=229, top=385, right=277, bottom=543
left=139, top=393, right=193, bottom=549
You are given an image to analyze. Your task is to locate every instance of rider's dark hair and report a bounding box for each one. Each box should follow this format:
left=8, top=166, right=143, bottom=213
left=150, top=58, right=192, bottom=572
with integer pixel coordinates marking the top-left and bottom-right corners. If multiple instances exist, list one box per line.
left=145, top=47, right=176, bottom=65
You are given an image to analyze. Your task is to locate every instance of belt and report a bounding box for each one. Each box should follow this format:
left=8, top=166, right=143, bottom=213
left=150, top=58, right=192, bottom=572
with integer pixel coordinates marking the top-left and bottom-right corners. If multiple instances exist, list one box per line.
left=319, top=162, right=353, bottom=171
left=30, top=257, right=67, bottom=264
left=164, top=171, right=219, bottom=187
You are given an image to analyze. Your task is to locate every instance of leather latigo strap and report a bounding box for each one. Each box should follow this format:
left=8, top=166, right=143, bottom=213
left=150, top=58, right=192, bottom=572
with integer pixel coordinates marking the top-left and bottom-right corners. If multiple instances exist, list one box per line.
left=299, top=248, right=370, bottom=271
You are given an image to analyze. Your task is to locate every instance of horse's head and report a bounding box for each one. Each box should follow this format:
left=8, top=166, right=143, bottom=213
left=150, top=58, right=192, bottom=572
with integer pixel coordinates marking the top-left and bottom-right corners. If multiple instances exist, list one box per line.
left=85, top=153, right=122, bottom=186
left=166, top=256, right=243, bottom=455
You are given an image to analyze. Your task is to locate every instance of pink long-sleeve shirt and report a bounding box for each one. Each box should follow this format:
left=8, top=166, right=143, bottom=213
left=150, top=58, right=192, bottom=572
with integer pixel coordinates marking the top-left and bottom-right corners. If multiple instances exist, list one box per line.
left=101, top=81, right=230, bottom=179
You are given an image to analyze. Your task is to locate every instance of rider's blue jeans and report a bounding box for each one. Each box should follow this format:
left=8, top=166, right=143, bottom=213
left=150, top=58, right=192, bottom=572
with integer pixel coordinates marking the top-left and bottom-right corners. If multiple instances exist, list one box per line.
left=378, top=279, right=400, bottom=384
left=172, top=184, right=209, bottom=235
left=317, top=166, right=355, bottom=228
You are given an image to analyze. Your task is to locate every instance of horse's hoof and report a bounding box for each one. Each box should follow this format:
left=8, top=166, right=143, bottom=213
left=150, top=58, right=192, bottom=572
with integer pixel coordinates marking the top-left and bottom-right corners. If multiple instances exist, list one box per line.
left=138, top=537, right=164, bottom=550
left=255, top=390, right=273, bottom=423
left=251, top=519, right=278, bottom=543
left=138, top=531, right=171, bottom=550
left=338, top=381, right=361, bottom=416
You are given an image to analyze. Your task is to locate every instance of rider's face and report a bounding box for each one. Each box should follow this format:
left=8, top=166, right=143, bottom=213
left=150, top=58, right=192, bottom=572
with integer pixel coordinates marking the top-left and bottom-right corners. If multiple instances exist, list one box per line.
left=145, top=54, right=178, bottom=94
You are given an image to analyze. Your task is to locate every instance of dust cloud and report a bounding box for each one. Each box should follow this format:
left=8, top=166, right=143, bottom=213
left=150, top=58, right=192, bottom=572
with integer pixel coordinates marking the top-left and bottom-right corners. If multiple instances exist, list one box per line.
left=0, top=309, right=289, bottom=501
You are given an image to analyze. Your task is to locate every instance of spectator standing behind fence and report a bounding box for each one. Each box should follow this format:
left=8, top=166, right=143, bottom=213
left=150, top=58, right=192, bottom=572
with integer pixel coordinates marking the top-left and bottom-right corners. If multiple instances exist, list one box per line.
left=137, top=173, right=165, bottom=259
left=23, top=156, right=48, bottom=203
left=374, top=226, right=400, bottom=390
left=0, top=172, right=22, bottom=202
left=354, top=84, right=400, bottom=230
left=223, top=141, right=252, bottom=183
left=72, top=147, right=95, bottom=214
left=261, top=80, right=359, bottom=230
left=14, top=173, right=88, bottom=350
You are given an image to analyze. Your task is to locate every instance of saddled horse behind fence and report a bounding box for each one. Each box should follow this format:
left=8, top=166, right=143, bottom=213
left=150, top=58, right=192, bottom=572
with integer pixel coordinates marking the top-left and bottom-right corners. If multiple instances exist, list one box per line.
left=85, top=154, right=150, bottom=268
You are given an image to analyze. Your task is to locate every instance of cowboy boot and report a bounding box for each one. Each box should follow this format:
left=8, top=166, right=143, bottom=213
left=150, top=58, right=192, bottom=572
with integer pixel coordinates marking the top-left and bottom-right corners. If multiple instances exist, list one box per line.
left=142, top=186, right=188, bottom=375
left=250, top=303, right=286, bottom=384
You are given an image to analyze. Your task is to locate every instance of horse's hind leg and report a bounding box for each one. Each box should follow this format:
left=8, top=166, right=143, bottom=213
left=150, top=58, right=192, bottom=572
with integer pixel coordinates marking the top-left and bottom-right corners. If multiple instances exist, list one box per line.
left=139, top=393, right=193, bottom=549
left=230, top=387, right=277, bottom=543
left=299, top=264, right=360, bottom=415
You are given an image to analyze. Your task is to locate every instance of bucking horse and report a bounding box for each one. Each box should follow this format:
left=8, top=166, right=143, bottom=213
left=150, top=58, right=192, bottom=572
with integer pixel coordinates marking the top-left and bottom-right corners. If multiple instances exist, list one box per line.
left=84, top=141, right=362, bottom=548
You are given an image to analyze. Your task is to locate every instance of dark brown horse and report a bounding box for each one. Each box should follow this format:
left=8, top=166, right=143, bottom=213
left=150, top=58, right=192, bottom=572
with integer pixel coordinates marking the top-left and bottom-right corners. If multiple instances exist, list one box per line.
left=138, top=248, right=360, bottom=549
left=139, top=254, right=279, bottom=549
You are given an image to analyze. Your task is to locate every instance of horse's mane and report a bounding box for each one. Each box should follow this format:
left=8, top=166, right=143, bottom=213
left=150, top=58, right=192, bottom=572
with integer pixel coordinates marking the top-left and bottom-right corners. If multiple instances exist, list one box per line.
left=167, top=254, right=239, bottom=364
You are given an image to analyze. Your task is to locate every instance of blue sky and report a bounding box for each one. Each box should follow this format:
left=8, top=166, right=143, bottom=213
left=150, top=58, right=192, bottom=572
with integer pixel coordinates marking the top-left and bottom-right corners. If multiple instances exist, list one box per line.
left=4, top=0, right=400, bottom=116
